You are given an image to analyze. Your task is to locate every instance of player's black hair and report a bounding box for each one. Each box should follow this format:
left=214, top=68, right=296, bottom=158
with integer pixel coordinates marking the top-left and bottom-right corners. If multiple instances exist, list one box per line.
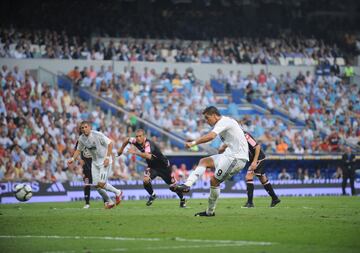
left=202, top=106, right=221, bottom=116
left=135, top=128, right=145, bottom=135
left=80, top=120, right=91, bottom=126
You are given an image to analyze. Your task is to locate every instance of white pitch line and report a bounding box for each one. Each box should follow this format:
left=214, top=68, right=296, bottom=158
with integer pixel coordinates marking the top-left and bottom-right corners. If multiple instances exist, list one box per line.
left=302, top=206, right=314, bottom=209
left=175, top=237, right=273, bottom=245
left=43, top=248, right=128, bottom=253
left=0, top=235, right=160, bottom=241
left=144, top=243, right=269, bottom=250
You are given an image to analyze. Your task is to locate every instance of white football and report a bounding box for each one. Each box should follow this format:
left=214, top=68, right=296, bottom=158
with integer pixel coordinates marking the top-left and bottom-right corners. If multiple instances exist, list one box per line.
left=14, top=183, right=33, bottom=202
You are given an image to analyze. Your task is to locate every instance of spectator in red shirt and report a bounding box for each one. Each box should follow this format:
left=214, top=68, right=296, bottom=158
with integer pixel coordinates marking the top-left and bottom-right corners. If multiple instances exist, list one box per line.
left=257, top=69, right=267, bottom=85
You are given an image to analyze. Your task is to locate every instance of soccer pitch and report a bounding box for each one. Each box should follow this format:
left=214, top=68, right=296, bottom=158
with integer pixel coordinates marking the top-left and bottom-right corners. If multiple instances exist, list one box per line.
left=0, top=197, right=359, bottom=253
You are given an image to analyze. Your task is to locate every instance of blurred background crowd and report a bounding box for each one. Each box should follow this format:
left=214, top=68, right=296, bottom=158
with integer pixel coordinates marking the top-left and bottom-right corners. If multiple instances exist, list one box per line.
left=0, top=0, right=359, bottom=183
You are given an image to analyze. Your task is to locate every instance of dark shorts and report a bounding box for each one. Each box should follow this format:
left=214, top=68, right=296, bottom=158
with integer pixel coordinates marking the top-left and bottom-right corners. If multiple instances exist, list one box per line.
left=83, top=160, right=92, bottom=184
left=253, top=160, right=266, bottom=176
left=144, top=166, right=176, bottom=185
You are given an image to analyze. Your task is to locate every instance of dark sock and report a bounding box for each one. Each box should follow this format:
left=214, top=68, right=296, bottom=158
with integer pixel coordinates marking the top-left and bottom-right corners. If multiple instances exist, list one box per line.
left=84, top=185, right=90, bottom=204
left=176, top=191, right=184, bottom=200
left=263, top=182, right=278, bottom=200
left=143, top=182, right=154, bottom=196
left=246, top=180, right=254, bottom=204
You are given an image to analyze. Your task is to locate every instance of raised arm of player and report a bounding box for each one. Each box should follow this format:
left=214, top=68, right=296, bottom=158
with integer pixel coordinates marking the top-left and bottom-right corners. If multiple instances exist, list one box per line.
left=117, top=137, right=130, bottom=156
left=185, top=131, right=217, bottom=149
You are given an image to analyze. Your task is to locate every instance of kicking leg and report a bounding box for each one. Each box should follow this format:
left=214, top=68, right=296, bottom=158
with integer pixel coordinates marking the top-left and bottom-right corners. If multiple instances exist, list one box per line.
left=172, top=157, right=214, bottom=193
left=185, top=157, right=215, bottom=187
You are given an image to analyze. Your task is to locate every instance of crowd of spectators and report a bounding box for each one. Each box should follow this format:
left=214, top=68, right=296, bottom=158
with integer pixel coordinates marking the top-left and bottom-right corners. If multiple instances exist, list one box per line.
left=0, top=66, right=182, bottom=182
left=67, top=61, right=359, bottom=155
left=0, top=27, right=355, bottom=66
left=234, top=67, right=360, bottom=154
left=0, top=59, right=358, bottom=183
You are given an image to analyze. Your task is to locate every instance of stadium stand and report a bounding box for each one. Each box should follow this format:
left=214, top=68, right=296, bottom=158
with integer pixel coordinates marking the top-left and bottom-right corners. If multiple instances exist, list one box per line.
left=0, top=27, right=351, bottom=66
left=0, top=0, right=359, bottom=184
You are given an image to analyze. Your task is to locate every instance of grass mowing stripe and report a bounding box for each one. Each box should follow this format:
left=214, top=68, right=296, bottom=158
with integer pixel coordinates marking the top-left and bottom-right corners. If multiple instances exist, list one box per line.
left=0, top=235, right=160, bottom=241
left=0, top=235, right=273, bottom=245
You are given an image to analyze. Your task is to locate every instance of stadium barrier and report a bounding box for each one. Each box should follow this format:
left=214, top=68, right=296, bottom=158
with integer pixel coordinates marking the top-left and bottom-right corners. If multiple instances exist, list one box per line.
left=1, top=178, right=359, bottom=204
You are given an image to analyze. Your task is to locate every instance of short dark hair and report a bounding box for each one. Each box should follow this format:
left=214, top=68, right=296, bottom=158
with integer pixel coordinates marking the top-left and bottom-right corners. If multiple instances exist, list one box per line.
left=80, top=121, right=91, bottom=126
left=135, top=129, right=145, bottom=135
left=202, top=106, right=221, bottom=116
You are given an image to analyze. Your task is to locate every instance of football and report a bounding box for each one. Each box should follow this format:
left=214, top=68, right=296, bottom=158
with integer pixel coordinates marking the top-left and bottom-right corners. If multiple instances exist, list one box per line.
left=14, top=183, right=33, bottom=202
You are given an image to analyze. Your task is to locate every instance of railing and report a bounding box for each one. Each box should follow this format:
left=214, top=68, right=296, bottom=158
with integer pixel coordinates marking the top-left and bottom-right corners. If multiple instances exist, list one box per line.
left=76, top=87, right=216, bottom=154
left=38, top=66, right=58, bottom=87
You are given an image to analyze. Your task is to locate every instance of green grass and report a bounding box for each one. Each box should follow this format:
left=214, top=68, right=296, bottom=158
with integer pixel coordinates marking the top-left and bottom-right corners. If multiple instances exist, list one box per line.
left=0, top=197, right=359, bottom=253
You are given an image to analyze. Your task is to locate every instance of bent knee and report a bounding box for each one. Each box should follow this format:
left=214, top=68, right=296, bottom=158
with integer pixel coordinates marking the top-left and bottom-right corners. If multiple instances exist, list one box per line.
left=258, top=175, right=268, bottom=184
left=197, top=157, right=214, bottom=169
left=97, top=182, right=106, bottom=188
left=143, top=176, right=151, bottom=184
left=245, top=173, right=254, bottom=181
left=210, top=176, right=220, bottom=187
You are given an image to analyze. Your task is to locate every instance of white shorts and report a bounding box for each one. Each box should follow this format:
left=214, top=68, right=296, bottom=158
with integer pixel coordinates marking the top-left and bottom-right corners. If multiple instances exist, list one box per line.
left=210, top=154, right=247, bottom=182
left=91, top=160, right=112, bottom=185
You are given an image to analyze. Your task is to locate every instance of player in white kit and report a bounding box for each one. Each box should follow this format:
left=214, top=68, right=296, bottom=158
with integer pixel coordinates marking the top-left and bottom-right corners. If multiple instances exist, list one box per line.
left=171, top=106, right=249, bottom=216
left=67, top=121, right=123, bottom=209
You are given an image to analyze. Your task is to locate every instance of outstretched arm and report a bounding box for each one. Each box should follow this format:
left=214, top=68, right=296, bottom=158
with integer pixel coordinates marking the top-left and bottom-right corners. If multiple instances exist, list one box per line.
left=68, top=149, right=81, bottom=165
left=185, top=131, right=217, bottom=149
left=128, top=148, right=153, bottom=160
left=117, top=137, right=130, bottom=156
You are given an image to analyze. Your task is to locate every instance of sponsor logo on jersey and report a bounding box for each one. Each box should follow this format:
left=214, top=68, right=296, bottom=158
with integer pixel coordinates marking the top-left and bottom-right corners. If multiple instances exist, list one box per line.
left=82, top=148, right=92, bottom=158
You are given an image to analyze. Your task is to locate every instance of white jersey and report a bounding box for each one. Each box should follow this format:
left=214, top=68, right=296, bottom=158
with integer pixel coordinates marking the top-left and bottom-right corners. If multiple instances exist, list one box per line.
left=77, top=130, right=112, bottom=165
left=212, top=116, right=249, bottom=161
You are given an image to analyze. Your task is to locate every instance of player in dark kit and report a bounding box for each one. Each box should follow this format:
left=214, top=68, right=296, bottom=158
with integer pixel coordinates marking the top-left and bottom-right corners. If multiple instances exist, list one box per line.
left=117, top=129, right=186, bottom=207
left=341, top=146, right=356, bottom=196
left=224, top=131, right=280, bottom=207
left=74, top=140, right=93, bottom=208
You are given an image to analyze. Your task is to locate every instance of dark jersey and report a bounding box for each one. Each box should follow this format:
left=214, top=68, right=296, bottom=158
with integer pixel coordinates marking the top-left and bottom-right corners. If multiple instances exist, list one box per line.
left=129, top=137, right=170, bottom=170
left=342, top=153, right=356, bottom=172
left=244, top=132, right=266, bottom=162
left=74, top=141, right=92, bottom=170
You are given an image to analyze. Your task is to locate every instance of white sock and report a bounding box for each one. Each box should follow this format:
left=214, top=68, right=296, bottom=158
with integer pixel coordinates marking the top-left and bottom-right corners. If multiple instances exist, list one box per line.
left=104, top=183, right=121, bottom=195
left=185, top=166, right=206, bottom=187
left=207, top=186, right=220, bottom=214
left=96, top=188, right=111, bottom=202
